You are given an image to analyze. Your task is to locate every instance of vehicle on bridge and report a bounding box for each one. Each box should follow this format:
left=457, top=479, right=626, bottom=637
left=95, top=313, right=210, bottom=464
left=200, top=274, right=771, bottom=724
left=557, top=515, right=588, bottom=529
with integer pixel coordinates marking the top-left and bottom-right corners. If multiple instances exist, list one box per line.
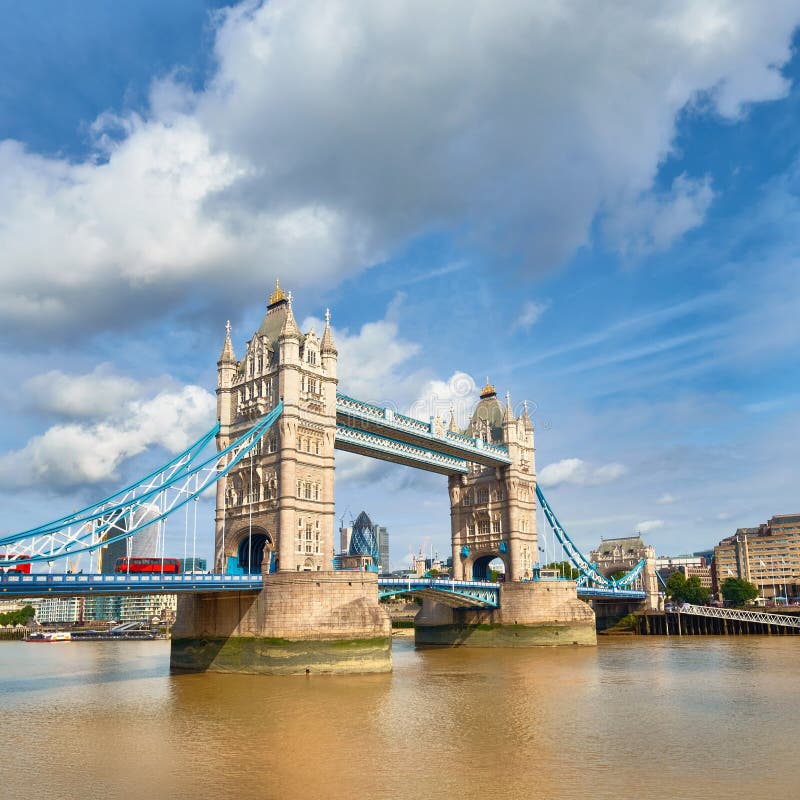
left=0, top=553, right=32, bottom=574
left=114, top=557, right=181, bottom=574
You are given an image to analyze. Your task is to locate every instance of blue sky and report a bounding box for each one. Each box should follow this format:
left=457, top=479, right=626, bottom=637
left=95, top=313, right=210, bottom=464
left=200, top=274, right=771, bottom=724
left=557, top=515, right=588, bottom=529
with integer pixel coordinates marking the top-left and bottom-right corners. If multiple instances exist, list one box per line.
left=1, top=1, right=799, bottom=569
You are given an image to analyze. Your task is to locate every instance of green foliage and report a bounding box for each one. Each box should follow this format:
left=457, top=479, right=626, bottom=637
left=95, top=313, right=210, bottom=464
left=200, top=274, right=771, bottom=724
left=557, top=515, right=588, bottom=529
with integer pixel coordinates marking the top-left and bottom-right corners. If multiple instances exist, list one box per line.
left=609, top=570, right=628, bottom=581
left=0, top=605, right=35, bottom=626
left=543, top=561, right=580, bottom=580
left=665, top=572, right=709, bottom=605
left=665, top=570, right=686, bottom=598
left=721, top=577, right=759, bottom=606
left=615, top=613, right=639, bottom=631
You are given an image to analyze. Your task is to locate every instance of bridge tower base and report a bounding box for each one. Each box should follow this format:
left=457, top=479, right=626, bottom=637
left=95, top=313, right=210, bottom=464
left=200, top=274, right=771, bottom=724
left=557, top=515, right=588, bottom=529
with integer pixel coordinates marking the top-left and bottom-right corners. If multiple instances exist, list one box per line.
left=414, top=581, right=596, bottom=647
left=170, top=572, right=391, bottom=675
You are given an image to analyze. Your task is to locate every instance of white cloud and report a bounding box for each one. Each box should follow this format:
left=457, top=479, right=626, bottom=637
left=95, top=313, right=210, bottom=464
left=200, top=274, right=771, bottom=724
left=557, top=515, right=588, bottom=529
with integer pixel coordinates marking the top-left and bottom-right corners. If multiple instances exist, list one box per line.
left=657, top=492, right=675, bottom=504
left=407, top=372, right=480, bottom=428
left=303, top=301, right=422, bottom=405
left=23, top=365, right=144, bottom=419
left=1, top=1, right=798, bottom=337
left=636, top=519, right=665, bottom=534
left=0, top=383, right=215, bottom=490
left=538, top=457, right=627, bottom=488
left=606, top=174, right=715, bottom=257
left=514, top=300, right=550, bottom=331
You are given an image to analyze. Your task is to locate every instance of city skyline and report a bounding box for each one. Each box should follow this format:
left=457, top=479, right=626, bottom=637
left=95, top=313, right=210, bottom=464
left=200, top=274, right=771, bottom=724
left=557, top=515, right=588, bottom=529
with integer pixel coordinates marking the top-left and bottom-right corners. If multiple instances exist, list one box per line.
left=1, top=3, right=799, bottom=568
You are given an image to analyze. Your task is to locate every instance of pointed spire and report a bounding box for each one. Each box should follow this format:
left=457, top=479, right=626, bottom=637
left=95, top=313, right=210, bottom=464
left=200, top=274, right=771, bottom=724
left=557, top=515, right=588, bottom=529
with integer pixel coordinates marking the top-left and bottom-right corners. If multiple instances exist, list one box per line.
left=218, top=320, right=236, bottom=364
left=321, top=307, right=337, bottom=354
left=448, top=406, right=459, bottom=432
left=521, top=399, right=533, bottom=430
left=503, top=391, right=514, bottom=422
left=278, top=300, right=301, bottom=340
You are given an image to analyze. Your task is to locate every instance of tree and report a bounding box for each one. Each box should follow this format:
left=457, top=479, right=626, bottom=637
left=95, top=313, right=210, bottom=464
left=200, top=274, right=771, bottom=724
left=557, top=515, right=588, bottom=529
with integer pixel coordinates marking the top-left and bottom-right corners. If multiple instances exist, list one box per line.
left=665, top=570, right=687, bottom=599
left=721, top=577, right=759, bottom=606
left=664, top=572, right=709, bottom=605
left=0, top=605, right=35, bottom=626
left=682, top=576, right=710, bottom=605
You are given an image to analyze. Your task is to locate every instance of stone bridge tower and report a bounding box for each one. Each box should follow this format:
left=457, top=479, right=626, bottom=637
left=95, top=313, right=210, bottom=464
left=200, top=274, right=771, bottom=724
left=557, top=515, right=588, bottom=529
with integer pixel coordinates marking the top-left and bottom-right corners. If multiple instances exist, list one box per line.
left=213, top=281, right=338, bottom=575
left=449, top=382, right=538, bottom=582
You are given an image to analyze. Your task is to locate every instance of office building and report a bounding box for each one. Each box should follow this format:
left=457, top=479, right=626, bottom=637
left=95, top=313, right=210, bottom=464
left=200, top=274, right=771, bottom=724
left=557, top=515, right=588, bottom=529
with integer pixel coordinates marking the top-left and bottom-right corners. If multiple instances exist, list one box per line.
left=714, top=514, right=800, bottom=602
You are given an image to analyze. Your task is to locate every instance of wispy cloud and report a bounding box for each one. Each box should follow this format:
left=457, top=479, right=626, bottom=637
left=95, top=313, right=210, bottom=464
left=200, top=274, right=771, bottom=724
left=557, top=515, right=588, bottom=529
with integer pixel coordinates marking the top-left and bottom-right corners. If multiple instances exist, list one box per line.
left=635, top=519, right=665, bottom=534
left=514, top=299, right=550, bottom=331
left=538, top=458, right=627, bottom=488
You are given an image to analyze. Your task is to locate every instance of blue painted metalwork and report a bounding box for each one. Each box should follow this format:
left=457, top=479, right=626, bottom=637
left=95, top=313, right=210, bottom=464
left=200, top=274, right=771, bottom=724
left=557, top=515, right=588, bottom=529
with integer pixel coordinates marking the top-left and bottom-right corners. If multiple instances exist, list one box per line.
left=461, top=546, right=469, bottom=557
left=335, top=392, right=511, bottom=467
left=0, top=572, right=263, bottom=597
left=0, top=402, right=283, bottom=569
left=378, top=577, right=500, bottom=608
left=576, top=585, right=646, bottom=600
left=535, top=484, right=645, bottom=590
left=499, top=541, right=507, bottom=553
left=0, top=424, right=219, bottom=545
left=335, top=424, right=470, bottom=473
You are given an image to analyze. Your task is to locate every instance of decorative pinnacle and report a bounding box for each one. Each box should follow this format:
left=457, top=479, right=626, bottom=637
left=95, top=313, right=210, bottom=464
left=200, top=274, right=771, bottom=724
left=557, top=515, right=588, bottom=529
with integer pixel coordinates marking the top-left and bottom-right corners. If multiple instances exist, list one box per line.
left=325, top=308, right=331, bottom=324
left=225, top=320, right=231, bottom=336
left=268, top=278, right=287, bottom=306
left=287, top=291, right=293, bottom=305
left=480, top=377, right=496, bottom=398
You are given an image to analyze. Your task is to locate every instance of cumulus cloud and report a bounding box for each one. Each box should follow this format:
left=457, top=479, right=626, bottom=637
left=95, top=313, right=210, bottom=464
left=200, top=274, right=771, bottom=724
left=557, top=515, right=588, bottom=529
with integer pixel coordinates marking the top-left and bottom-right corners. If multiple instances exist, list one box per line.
left=1, top=0, right=799, bottom=339
left=303, top=301, right=422, bottom=405
left=538, top=457, right=628, bottom=488
left=636, top=519, right=665, bottom=534
left=408, top=372, right=480, bottom=428
left=23, top=365, right=144, bottom=418
left=0, top=383, right=215, bottom=490
left=514, top=300, right=550, bottom=331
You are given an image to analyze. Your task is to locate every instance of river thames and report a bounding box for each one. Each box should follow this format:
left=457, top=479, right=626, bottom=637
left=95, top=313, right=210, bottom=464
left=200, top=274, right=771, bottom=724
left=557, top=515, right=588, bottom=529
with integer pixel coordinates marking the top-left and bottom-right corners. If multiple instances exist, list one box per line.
left=1, top=636, right=797, bottom=799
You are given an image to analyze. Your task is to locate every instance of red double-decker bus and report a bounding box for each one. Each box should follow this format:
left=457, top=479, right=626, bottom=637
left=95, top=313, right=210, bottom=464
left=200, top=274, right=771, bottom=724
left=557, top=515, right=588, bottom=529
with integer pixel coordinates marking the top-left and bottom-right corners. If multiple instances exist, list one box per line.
left=0, top=554, right=32, bottom=574
left=114, top=557, right=181, bottom=574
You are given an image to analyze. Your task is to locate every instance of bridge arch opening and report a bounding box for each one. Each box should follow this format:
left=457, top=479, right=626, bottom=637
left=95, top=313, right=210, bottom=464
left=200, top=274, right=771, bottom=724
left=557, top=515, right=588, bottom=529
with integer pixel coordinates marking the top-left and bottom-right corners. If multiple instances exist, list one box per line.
left=471, top=555, right=505, bottom=582
left=237, top=530, right=273, bottom=574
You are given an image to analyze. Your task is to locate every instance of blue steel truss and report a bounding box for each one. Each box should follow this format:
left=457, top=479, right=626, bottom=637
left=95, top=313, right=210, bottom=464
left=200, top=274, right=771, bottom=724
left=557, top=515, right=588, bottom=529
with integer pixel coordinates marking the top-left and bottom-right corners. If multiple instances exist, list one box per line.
left=378, top=578, right=500, bottom=607
left=336, top=393, right=511, bottom=468
left=0, top=402, right=283, bottom=570
left=335, top=425, right=469, bottom=474
left=536, top=484, right=645, bottom=590
left=0, top=572, right=263, bottom=597
left=0, top=572, right=645, bottom=603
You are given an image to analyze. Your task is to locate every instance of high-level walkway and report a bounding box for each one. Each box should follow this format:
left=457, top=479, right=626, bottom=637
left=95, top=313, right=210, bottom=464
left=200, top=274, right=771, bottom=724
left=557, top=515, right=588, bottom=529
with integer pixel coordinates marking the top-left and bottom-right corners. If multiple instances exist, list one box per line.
left=335, top=393, right=511, bottom=474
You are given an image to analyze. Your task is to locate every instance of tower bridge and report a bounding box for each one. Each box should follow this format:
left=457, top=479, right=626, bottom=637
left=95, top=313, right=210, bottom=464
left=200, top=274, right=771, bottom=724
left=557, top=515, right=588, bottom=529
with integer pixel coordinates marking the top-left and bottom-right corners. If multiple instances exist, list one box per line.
left=0, top=282, right=656, bottom=674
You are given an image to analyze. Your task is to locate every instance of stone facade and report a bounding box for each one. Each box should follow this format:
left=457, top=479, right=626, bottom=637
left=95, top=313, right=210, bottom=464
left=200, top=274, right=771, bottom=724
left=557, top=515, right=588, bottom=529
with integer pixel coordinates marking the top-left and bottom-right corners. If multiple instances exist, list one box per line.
left=170, top=572, right=391, bottom=674
left=214, top=281, right=338, bottom=575
left=449, top=384, right=538, bottom=582
left=414, top=580, right=596, bottom=647
left=591, top=535, right=660, bottom=610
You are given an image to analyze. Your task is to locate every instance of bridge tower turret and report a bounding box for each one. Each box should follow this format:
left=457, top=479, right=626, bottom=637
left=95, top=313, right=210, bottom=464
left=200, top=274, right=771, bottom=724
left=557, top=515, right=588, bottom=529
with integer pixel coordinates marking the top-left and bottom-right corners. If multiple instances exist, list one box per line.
left=213, top=281, right=338, bottom=575
left=450, top=382, right=537, bottom=582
